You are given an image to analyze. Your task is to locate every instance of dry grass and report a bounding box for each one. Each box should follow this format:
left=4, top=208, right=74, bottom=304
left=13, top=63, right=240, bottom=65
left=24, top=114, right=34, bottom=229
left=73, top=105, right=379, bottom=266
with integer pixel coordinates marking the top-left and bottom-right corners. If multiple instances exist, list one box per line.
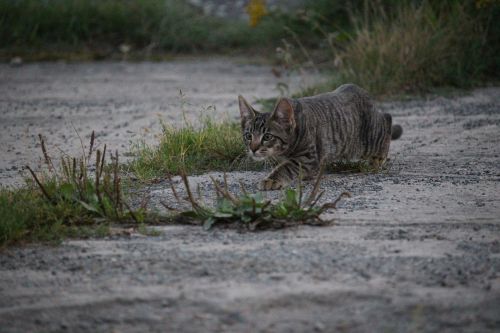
left=277, top=1, right=498, bottom=97
left=338, top=2, right=488, bottom=95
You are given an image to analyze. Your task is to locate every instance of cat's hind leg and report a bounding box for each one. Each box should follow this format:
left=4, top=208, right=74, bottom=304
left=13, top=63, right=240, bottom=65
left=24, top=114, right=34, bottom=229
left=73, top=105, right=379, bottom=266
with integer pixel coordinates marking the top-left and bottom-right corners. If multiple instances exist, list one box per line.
left=369, top=119, right=392, bottom=170
left=369, top=137, right=391, bottom=170
left=369, top=156, right=386, bottom=170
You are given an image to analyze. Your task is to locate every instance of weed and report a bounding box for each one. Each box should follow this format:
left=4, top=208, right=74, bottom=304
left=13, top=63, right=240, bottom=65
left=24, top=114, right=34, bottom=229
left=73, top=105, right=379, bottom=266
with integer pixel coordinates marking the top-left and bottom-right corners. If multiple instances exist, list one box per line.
left=0, top=132, right=146, bottom=247
left=0, top=183, right=116, bottom=247
left=29, top=132, right=141, bottom=222
left=166, top=169, right=350, bottom=231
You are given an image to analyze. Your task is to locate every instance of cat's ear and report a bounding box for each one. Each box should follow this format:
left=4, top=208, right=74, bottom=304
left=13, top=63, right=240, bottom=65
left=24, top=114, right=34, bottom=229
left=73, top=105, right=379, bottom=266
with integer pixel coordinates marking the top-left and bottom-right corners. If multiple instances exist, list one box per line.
left=238, top=95, right=256, bottom=125
left=271, top=98, right=295, bottom=129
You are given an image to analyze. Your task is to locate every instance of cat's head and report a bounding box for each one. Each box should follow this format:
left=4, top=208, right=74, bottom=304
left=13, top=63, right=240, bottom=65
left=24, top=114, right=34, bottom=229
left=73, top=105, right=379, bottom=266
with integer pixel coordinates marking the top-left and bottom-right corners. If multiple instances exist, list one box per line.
left=238, top=95, right=296, bottom=161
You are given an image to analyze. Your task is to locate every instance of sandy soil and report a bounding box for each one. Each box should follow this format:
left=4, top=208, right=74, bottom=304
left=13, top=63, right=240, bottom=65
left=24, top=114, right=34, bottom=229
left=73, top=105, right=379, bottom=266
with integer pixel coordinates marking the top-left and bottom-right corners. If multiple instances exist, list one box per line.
left=0, top=60, right=499, bottom=332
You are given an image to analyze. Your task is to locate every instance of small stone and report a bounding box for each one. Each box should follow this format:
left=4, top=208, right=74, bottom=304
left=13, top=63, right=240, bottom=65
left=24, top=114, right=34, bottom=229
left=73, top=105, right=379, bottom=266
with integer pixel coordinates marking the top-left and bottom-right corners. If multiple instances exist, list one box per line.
left=314, top=321, right=325, bottom=331
left=10, top=57, right=23, bottom=67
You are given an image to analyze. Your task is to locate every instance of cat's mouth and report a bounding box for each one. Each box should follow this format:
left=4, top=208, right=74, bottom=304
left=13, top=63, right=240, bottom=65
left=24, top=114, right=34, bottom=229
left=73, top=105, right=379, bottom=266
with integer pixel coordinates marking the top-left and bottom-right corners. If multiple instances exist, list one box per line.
left=248, top=151, right=268, bottom=161
left=249, top=154, right=267, bottom=161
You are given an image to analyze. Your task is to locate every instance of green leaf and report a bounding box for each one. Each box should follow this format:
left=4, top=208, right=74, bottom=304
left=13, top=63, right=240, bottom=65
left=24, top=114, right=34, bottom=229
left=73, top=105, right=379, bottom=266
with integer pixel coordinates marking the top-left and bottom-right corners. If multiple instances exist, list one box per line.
left=203, top=217, right=216, bottom=230
left=102, top=197, right=113, bottom=215
left=213, top=212, right=233, bottom=218
left=216, top=198, right=234, bottom=213
left=77, top=200, right=100, bottom=214
left=241, top=214, right=252, bottom=223
left=180, top=210, right=200, bottom=219
left=273, top=203, right=288, bottom=218
left=59, top=183, right=75, bottom=200
left=284, top=188, right=298, bottom=208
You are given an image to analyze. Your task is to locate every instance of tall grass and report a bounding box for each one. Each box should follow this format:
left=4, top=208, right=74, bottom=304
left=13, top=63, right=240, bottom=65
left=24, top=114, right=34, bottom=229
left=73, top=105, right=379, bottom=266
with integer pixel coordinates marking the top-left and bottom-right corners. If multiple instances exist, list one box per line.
left=334, top=1, right=498, bottom=95
left=273, top=0, right=499, bottom=96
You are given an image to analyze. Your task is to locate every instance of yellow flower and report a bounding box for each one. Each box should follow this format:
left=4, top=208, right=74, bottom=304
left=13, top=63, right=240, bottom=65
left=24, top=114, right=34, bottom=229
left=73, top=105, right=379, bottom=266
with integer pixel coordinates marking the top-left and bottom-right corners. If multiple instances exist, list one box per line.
left=246, top=0, right=267, bottom=27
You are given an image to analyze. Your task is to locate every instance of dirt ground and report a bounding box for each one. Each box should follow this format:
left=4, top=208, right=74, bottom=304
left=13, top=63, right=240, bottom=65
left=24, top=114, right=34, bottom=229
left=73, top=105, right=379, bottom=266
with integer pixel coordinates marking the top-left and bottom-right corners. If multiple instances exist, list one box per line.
left=0, top=59, right=499, bottom=332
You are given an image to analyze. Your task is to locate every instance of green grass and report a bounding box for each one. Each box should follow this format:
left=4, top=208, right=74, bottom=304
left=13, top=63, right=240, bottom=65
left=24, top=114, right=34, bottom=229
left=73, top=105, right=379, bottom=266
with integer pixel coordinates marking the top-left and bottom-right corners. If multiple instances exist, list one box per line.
left=130, top=119, right=258, bottom=180
left=0, top=188, right=39, bottom=246
left=0, top=184, right=113, bottom=247
left=0, top=132, right=149, bottom=248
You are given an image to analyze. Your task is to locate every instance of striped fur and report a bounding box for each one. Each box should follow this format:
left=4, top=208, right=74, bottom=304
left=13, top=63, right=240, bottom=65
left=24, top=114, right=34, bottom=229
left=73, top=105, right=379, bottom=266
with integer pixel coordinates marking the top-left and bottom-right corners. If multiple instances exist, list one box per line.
left=239, top=84, right=402, bottom=190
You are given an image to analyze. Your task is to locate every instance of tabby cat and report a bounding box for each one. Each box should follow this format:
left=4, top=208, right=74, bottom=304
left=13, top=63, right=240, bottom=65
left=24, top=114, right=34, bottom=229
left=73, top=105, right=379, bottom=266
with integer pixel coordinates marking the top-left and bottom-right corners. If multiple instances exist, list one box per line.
left=238, top=83, right=402, bottom=190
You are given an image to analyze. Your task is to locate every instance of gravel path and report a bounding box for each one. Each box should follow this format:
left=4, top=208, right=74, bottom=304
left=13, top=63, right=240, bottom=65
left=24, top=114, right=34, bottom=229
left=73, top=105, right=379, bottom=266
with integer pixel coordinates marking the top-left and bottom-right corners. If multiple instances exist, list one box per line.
left=0, top=60, right=499, bottom=332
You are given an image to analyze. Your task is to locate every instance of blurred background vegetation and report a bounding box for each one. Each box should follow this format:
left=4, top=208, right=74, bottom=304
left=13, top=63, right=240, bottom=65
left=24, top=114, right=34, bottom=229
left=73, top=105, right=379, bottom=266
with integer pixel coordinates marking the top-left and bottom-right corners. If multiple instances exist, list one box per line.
left=1, top=0, right=498, bottom=95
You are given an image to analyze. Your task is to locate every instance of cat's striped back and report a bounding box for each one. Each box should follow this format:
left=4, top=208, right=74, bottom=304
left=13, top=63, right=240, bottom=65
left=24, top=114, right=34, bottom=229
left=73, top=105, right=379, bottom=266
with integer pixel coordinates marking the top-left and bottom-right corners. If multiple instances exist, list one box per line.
left=294, top=83, right=394, bottom=163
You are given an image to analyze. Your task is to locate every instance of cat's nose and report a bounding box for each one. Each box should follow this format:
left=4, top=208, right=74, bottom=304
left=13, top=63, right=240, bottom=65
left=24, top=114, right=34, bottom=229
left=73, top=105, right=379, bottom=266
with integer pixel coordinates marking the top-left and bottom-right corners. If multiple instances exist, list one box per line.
left=249, top=142, right=259, bottom=153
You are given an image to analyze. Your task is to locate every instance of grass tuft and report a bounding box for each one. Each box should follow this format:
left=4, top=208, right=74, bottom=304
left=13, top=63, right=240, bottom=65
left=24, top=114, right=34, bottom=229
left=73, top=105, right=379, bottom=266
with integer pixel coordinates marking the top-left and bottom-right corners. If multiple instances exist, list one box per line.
left=29, top=132, right=141, bottom=222
left=0, top=132, right=145, bottom=247
left=130, top=119, right=259, bottom=180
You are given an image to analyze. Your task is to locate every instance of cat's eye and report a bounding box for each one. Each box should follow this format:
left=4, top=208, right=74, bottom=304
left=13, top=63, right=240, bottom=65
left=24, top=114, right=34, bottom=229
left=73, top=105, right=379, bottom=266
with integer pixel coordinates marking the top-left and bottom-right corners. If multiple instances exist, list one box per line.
left=262, top=133, right=274, bottom=141
left=244, top=133, right=252, bottom=141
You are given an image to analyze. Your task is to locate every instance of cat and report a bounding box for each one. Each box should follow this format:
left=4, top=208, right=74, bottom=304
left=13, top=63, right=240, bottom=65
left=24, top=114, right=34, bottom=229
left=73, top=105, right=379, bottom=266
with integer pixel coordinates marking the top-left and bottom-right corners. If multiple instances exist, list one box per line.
left=238, top=83, right=403, bottom=190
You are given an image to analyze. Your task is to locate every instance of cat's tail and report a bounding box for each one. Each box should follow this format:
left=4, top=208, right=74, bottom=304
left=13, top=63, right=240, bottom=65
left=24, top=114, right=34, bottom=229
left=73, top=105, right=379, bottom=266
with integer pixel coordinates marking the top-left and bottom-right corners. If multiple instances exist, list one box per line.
left=391, top=124, right=403, bottom=140
left=383, top=113, right=403, bottom=140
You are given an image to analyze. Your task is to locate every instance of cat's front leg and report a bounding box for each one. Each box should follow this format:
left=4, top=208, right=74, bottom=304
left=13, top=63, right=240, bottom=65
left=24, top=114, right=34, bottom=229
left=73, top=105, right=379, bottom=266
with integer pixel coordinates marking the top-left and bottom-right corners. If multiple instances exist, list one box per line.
left=259, top=177, right=289, bottom=191
left=259, top=160, right=294, bottom=190
left=259, top=158, right=316, bottom=191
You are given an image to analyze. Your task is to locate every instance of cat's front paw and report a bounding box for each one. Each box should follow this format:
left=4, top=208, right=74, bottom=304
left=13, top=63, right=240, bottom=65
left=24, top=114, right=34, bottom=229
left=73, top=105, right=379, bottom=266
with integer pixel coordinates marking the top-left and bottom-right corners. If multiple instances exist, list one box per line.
left=259, top=178, right=287, bottom=191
